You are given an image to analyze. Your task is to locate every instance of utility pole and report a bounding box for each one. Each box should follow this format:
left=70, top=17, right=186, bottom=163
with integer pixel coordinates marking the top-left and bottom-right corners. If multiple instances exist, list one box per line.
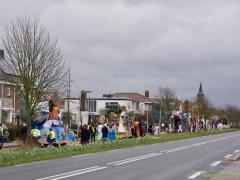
left=159, top=98, right=162, bottom=133
left=67, top=65, right=71, bottom=126
left=147, top=110, right=148, bottom=135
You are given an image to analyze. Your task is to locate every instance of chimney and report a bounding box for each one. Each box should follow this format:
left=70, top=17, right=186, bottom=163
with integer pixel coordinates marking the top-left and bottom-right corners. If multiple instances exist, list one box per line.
left=145, top=90, right=149, bottom=98
left=103, top=94, right=113, bottom=98
left=0, top=50, right=4, bottom=59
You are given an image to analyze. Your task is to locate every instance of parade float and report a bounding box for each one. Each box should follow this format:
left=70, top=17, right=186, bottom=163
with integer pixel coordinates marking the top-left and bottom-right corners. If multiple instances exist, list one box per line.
left=100, top=105, right=132, bottom=138
left=19, top=97, right=74, bottom=146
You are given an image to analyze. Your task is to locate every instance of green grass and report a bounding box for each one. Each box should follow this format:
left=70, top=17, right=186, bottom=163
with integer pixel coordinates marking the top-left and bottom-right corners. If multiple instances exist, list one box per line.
left=0, top=129, right=238, bottom=167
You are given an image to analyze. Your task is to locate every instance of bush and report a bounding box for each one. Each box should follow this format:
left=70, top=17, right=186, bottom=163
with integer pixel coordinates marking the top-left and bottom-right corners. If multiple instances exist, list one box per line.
left=16, top=129, right=21, bottom=137
left=4, top=122, right=17, bottom=129
left=8, top=128, right=17, bottom=141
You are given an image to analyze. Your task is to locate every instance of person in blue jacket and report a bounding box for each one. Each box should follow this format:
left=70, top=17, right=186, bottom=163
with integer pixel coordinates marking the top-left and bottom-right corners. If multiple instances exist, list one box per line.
left=107, top=125, right=116, bottom=141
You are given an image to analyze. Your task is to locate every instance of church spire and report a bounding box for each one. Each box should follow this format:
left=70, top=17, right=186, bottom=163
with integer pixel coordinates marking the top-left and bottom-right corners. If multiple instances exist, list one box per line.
left=198, top=82, right=203, bottom=94
left=197, top=82, right=204, bottom=103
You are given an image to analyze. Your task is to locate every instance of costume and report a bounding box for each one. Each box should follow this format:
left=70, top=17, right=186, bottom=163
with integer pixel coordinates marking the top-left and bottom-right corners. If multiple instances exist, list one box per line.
left=46, top=128, right=56, bottom=147
left=31, top=126, right=41, bottom=144
left=97, top=124, right=103, bottom=141
left=134, top=120, right=140, bottom=137
left=107, top=127, right=115, bottom=141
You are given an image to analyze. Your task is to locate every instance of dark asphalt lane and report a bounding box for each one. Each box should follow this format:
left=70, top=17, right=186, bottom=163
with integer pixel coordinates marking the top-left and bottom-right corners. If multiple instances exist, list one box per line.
left=0, top=131, right=239, bottom=180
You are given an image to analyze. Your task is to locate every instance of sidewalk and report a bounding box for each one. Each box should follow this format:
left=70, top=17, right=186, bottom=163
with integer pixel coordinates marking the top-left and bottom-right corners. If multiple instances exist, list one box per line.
left=1, top=139, right=82, bottom=151
left=209, top=153, right=240, bottom=180
left=1, top=141, right=22, bottom=151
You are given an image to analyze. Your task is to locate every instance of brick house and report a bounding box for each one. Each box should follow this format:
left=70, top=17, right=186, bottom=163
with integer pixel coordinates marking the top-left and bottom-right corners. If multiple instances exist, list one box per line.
left=0, top=50, right=20, bottom=124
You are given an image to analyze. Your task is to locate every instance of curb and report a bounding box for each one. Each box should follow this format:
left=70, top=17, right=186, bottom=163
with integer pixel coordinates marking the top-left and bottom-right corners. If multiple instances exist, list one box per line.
left=230, top=152, right=240, bottom=161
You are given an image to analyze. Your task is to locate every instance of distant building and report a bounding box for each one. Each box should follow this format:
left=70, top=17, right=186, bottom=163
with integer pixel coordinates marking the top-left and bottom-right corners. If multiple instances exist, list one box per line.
left=0, top=50, right=20, bottom=124
left=197, top=82, right=204, bottom=103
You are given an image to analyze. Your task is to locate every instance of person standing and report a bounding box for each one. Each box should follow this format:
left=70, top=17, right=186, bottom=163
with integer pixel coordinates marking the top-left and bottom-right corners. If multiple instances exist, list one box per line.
left=154, top=124, right=159, bottom=135
left=97, top=123, right=103, bottom=141
left=101, top=124, right=108, bottom=141
left=165, top=122, right=169, bottom=133
left=31, top=126, right=41, bottom=145
left=148, top=124, right=153, bottom=135
left=81, top=124, right=90, bottom=144
left=20, top=123, right=28, bottom=145
left=87, top=123, right=96, bottom=143
left=107, top=125, right=116, bottom=141
left=141, top=121, right=146, bottom=137
left=0, top=124, right=4, bottom=150
left=169, top=123, right=172, bottom=133
left=178, top=124, right=183, bottom=133
left=46, top=127, right=56, bottom=147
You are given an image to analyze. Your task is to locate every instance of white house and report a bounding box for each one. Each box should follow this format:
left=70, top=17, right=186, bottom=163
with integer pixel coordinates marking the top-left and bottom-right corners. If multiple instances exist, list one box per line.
left=59, top=91, right=156, bottom=126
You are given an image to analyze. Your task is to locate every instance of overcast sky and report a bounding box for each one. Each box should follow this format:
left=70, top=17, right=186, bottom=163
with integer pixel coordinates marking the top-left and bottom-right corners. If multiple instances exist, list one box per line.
left=0, top=0, right=240, bottom=108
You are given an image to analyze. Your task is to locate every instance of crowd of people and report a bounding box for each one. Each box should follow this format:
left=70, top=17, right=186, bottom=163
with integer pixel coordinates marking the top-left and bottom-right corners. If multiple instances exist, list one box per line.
left=80, top=123, right=119, bottom=144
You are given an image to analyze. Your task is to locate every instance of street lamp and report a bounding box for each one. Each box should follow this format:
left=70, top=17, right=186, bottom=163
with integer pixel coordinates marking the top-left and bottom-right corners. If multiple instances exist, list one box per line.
left=77, top=90, right=92, bottom=140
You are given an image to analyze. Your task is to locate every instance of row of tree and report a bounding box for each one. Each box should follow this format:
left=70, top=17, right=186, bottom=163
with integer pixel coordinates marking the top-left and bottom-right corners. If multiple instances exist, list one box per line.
left=147, top=86, right=240, bottom=127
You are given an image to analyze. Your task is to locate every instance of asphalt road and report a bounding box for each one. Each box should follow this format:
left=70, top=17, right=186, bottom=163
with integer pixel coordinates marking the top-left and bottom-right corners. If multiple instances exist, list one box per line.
left=0, top=131, right=240, bottom=180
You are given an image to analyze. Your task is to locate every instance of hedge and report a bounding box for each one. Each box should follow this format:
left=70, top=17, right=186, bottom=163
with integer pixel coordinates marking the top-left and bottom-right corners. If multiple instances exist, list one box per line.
left=8, top=128, right=17, bottom=141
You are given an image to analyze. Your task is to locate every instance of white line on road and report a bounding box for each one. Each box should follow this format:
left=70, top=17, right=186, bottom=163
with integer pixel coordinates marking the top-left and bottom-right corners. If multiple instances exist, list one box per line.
left=188, top=171, right=203, bottom=179
left=108, top=149, right=123, bottom=152
left=107, top=153, right=157, bottom=165
left=114, top=153, right=163, bottom=165
left=225, top=154, right=232, bottom=158
left=165, top=145, right=192, bottom=153
left=51, top=167, right=107, bottom=180
left=35, top=166, right=107, bottom=180
left=211, top=161, right=221, bottom=166
left=71, top=153, right=92, bottom=157
left=15, top=161, right=47, bottom=166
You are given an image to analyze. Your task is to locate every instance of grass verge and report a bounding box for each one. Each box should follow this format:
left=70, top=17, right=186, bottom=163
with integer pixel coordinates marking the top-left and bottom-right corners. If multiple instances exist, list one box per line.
left=0, top=129, right=239, bottom=167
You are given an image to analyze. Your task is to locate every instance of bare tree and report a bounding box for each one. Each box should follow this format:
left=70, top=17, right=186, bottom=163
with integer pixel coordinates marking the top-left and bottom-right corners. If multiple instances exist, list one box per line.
left=225, top=104, right=240, bottom=125
left=1, top=15, right=68, bottom=144
left=193, top=96, right=214, bottom=130
left=157, top=86, right=179, bottom=124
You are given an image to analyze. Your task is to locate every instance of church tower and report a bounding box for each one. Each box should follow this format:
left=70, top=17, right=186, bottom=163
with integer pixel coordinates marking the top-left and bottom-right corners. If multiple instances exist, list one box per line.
left=197, top=82, right=204, bottom=103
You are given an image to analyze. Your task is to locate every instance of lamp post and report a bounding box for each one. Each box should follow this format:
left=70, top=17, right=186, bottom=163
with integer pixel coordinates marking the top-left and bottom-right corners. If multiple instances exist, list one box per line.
left=159, top=98, right=162, bottom=132
left=77, top=90, right=92, bottom=140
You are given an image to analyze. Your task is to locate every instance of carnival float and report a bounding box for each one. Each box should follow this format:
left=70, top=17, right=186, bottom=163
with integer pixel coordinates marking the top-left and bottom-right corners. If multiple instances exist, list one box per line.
left=19, top=96, right=74, bottom=146
left=100, top=105, right=140, bottom=139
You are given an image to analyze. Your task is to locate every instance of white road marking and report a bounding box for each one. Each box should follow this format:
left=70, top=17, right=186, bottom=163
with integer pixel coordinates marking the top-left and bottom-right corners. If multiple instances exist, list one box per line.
left=211, top=161, right=221, bottom=166
left=107, top=153, right=158, bottom=165
left=35, top=166, right=107, bottom=180
left=114, top=153, right=163, bottom=165
left=108, top=149, right=123, bottom=152
left=165, top=145, right=192, bottom=153
left=71, top=153, right=92, bottom=157
left=188, top=171, right=203, bottom=179
left=15, top=161, right=47, bottom=166
left=225, top=154, right=232, bottom=158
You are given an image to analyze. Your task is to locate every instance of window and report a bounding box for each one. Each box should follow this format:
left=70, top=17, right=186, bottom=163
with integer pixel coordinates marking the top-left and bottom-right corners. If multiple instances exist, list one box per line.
left=7, top=88, right=10, bottom=96
left=61, top=112, right=76, bottom=125
left=136, top=103, right=139, bottom=110
left=85, top=100, right=97, bottom=112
